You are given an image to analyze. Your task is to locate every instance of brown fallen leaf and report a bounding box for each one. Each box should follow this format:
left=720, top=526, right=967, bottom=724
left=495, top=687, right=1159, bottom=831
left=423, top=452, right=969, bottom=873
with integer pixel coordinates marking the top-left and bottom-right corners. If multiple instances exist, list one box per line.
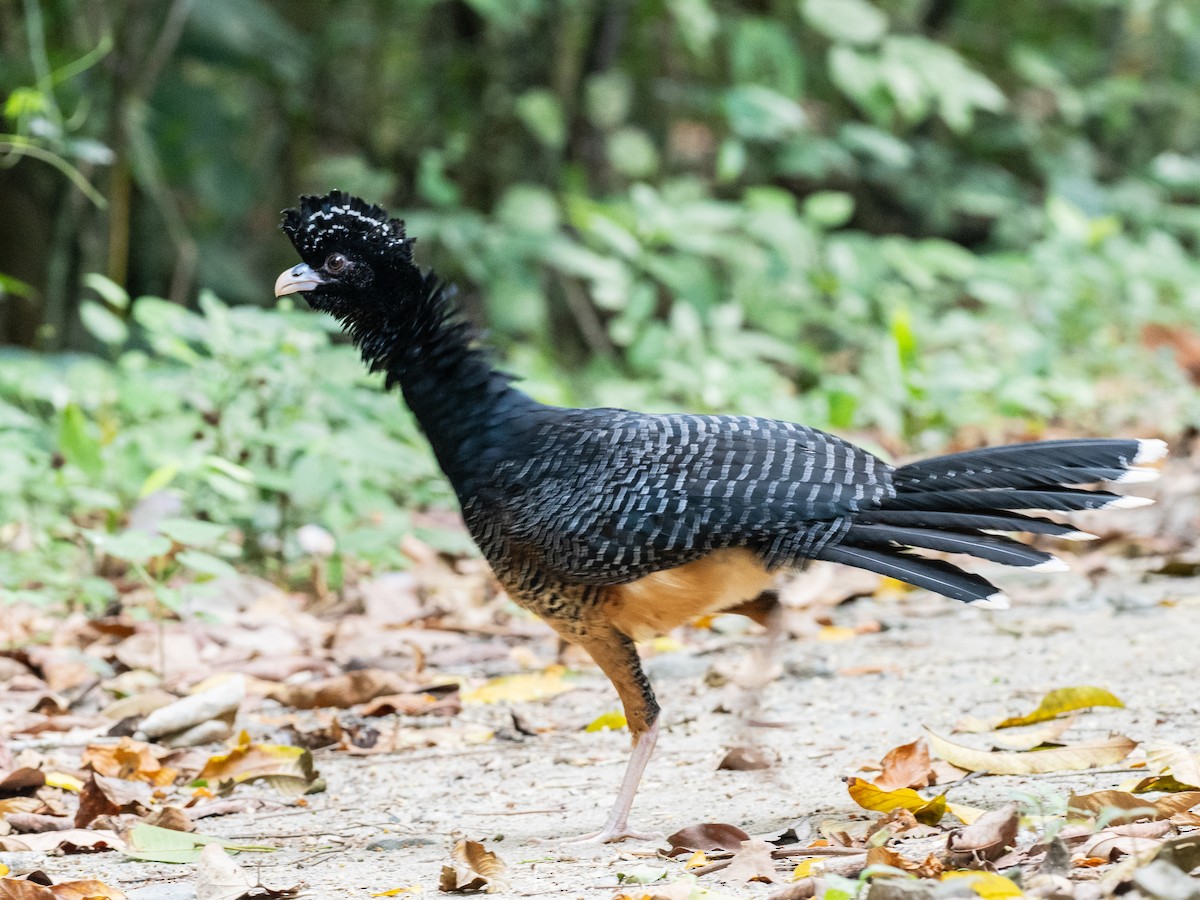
left=1145, top=741, right=1200, bottom=789
left=718, top=746, right=776, bottom=771
left=0, top=829, right=123, bottom=854
left=846, top=777, right=945, bottom=825
left=359, top=691, right=461, bottom=718
left=440, top=840, right=509, bottom=893
left=723, top=839, right=777, bottom=883
left=864, top=846, right=943, bottom=878
left=924, top=728, right=1135, bottom=775
left=268, top=670, right=408, bottom=710
left=0, top=768, right=45, bottom=797
left=199, top=732, right=319, bottom=796
left=142, top=806, right=195, bottom=833
left=1073, top=821, right=1173, bottom=861
left=82, top=738, right=177, bottom=787
left=0, top=797, right=41, bottom=817
left=47, top=881, right=127, bottom=900
left=0, top=878, right=55, bottom=900
left=872, top=739, right=935, bottom=791
left=5, top=814, right=73, bottom=834
left=75, top=775, right=152, bottom=827
left=666, top=823, right=751, bottom=855
left=1068, top=790, right=1200, bottom=824
left=946, top=804, right=1019, bottom=862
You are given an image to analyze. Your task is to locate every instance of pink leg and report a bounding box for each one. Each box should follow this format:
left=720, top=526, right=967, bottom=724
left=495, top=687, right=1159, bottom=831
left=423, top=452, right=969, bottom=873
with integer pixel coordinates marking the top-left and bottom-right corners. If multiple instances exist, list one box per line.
left=568, top=718, right=662, bottom=843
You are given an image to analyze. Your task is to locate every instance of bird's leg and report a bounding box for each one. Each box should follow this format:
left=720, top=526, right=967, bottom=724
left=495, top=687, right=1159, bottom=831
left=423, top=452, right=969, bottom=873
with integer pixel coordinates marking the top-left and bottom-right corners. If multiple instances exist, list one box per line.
left=562, top=623, right=665, bottom=843
left=724, top=589, right=785, bottom=725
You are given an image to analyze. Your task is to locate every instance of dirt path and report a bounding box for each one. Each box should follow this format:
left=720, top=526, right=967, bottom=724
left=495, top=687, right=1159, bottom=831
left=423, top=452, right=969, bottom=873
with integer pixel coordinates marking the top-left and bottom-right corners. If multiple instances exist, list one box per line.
left=17, top=556, right=1199, bottom=898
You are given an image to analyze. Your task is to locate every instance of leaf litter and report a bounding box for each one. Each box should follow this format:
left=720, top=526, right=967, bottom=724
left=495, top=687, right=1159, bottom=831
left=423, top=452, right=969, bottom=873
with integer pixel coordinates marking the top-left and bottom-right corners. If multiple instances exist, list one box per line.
left=2, top=508, right=1199, bottom=897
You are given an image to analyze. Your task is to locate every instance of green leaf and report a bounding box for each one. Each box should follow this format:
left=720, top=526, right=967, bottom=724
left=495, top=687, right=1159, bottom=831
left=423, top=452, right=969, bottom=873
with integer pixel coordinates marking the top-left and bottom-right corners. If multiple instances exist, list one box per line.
left=59, top=403, right=103, bottom=477
left=803, top=191, right=855, bottom=228
left=515, top=89, right=565, bottom=149
left=158, top=518, right=230, bottom=547
left=124, top=823, right=274, bottom=864
left=177, top=549, right=239, bottom=579
left=92, top=530, right=172, bottom=563
left=82, top=273, right=130, bottom=310
left=802, top=0, right=888, bottom=45
left=725, top=85, right=806, bottom=141
left=80, top=300, right=129, bottom=345
left=139, top=463, right=180, bottom=497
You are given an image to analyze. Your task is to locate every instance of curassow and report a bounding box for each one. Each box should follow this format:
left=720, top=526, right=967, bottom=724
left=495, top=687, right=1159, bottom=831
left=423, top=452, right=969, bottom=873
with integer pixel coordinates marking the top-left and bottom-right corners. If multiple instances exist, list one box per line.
left=275, top=192, right=1166, bottom=843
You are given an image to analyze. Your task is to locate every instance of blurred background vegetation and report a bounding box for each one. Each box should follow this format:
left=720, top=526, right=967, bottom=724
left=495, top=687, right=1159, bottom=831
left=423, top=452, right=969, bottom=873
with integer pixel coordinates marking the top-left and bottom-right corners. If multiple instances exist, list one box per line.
left=2, top=0, right=1200, bottom=607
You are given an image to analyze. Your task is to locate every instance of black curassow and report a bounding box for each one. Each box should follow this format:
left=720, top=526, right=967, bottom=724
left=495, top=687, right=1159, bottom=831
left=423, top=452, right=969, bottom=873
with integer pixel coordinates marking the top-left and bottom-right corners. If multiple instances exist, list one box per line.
left=275, top=192, right=1166, bottom=843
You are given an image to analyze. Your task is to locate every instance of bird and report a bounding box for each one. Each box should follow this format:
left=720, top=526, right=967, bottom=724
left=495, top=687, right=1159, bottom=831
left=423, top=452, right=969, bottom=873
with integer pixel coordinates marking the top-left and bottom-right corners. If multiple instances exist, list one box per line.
left=275, top=191, right=1166, bottom=843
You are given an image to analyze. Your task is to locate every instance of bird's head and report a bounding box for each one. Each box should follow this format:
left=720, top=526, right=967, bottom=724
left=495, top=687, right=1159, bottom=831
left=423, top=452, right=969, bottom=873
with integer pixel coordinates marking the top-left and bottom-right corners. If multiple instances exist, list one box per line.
left=274, top=191, right=417, bottom=321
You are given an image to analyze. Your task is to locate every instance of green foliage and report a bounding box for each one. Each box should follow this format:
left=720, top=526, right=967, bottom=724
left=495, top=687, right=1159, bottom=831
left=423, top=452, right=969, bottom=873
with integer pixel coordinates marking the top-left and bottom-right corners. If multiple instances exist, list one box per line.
left=0, top=293, right=455, bottom=609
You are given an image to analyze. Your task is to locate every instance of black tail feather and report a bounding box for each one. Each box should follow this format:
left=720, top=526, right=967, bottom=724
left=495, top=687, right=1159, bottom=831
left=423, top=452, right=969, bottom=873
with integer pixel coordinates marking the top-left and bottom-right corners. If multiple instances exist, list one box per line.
left=842, top=523, right=1061, bottom=569
left=816, top=545, right=1006, bottom=607
left=855, top=509, right=1093, bottom=539
left=816, top=437, right=1165, bottom=608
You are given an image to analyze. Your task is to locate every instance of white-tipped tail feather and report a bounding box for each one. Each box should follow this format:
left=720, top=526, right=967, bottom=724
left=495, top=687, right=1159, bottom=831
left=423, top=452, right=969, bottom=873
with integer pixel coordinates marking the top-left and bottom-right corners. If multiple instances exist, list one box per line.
left=1105, top=495, right=1154, bottom=509
left=1134, top=439, right=1169, bottom=465
left=1061, top=530, right=1099, bottom=541
left=1031, top=557, right=1070, bottom=573
left=1115, top=467, right=1161, bottom=484
left=973, top=592, right=1011, bottom=610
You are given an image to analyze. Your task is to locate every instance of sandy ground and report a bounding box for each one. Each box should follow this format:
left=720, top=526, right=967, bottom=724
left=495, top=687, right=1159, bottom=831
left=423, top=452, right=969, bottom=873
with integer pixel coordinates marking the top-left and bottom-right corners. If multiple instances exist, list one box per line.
left=11, top=553, right=1199, bottom=898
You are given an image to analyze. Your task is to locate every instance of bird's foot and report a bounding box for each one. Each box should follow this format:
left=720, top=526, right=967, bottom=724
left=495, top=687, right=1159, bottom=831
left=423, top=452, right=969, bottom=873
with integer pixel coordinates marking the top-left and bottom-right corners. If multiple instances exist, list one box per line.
left=563, top=825, right=665, bottom=844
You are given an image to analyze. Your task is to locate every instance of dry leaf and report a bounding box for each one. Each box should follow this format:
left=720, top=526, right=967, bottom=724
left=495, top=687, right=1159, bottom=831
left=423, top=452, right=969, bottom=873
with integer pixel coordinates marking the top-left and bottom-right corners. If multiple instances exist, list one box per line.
left=82, top=738, right=177, bottom=787
left=268, top=670, right=408, bottom=710
left=137, top=677, right=244, bottom=741
left=0, top=768, right=45, bottom=797
left=439, top=840, right=508, bottom=893
left=846, top=777, right=945, bottom=825
left=1068, top=789, right=1200, bottom=824
left=195, top=843, right=254, bottom=900
left=666, top=823, right=751, bottom=855
left=199, top=733, right=319, bottom=796
left=1145, top=741, right=1200, bottom=789
left=864, top=846, right=942, bottom=878
left=723, top=839, right=777, bottom=883
left=48, top=881, right=127, bottom=900
left=946, top=804, right=1018, bottom=862
left=142, top=806, right=195, bottom=833
left=460, top=667, right=573, bottom=705
left=359, top=692, right=461, bottom=718
left=940, top=871, right=1023, bottom=898
left=1073, top=821, right=1172, bottom=861
left=0, top=879, right=55, bottom=900
left=988, top=716, right=1076, bottom=751
left=585, top=711, right=627, bottom=732
left=995, top=686, right=1123, bottom=728
left=872, top=739, right=935, bottom=791
left=925, top=728, right=1135, bottom=774
left=0, top=829, right=123, bottom=854
left=718, top=746, right=776, bottom=771
left=75, top=775, right=152, bottom=827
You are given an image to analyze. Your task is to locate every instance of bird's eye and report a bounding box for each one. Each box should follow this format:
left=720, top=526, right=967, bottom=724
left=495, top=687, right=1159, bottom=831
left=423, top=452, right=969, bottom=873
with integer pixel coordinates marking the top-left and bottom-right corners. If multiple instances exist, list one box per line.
left=325, top=253, right=348, bottom=273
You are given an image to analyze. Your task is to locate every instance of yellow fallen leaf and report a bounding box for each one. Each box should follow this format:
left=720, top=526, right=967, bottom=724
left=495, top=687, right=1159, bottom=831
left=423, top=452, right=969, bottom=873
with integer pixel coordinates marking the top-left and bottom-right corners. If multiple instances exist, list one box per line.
left=199, top=731, right=319, bottom=794
left=996, top=686, right=1123, bottom=728
left=45, top=771, right=84, bottom=792
left=925, top=728, right=1135, bottom=775
left=989, top=715, right=1076, bottom=751
left=942, top=870, right=1023, bottom=898
left=461, top=666, right=574, bottom=705
left=371, top=887, right=422, bottom=897
left=946, top=803, right=989, bottom=825
left=585, top=711, right=628, bottom=732
left=684, top=851, right=708, bottom=870
left=846, top=777, right=945, bottom=825
left=817, top=626, right=857, bottom=642
left=0, top=863, right=7, bottom=877
left=791, top=858, right=822, bottom=880
left=650, top=636, right=683, bottom=653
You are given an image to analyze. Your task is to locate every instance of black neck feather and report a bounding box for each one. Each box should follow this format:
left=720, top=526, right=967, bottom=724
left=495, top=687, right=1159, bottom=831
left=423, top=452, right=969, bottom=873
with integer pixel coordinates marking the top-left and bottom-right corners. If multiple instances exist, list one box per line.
left=342, top=271, right=531, bottom=490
